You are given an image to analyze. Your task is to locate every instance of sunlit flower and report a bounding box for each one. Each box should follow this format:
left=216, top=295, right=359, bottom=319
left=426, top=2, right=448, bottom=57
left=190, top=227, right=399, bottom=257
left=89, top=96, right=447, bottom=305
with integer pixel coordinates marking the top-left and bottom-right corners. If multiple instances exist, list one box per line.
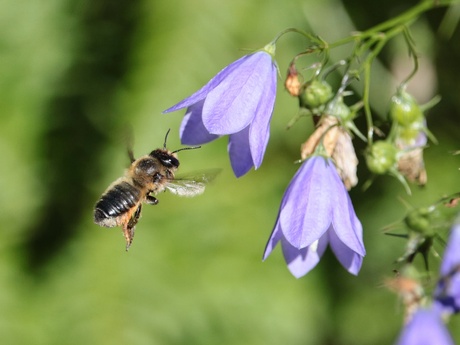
left=395, top=308, right=454, bottom=345
left=164, top=50, right=277, bottom=177
left=434, top=222, right=460, bottom=315
left=263, top=155, right=365, bottom=278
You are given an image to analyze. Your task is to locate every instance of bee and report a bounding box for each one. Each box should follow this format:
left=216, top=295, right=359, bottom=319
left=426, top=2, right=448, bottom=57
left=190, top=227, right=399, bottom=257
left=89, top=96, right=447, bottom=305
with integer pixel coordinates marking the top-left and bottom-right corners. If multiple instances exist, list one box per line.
left=94, top=130, right=216, bottom=250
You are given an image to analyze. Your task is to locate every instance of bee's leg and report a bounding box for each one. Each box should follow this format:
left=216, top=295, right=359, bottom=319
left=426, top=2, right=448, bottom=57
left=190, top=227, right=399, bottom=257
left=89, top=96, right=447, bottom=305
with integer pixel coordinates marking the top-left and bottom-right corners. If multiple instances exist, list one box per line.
left=146, top=195, right=159, bottom=205
left=124, top=205, right=142, bottom=251
left=123, top=223, right=133, bottom=251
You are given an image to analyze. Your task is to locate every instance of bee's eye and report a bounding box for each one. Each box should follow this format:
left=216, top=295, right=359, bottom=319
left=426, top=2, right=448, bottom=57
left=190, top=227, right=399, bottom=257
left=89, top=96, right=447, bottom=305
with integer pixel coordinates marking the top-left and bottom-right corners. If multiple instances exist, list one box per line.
left=150, top=150, right=179, bottom=168
left=160, top=156, right=179, bottom=168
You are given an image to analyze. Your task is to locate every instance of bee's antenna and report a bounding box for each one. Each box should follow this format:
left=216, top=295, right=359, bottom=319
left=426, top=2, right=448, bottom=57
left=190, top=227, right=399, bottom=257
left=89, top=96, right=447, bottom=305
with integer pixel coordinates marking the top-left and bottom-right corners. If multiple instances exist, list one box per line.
left=163, top=129, right=201, bottom=153
left=172, top=146, right=201, bottom=154
left=163, top=129, right=171, bottom=149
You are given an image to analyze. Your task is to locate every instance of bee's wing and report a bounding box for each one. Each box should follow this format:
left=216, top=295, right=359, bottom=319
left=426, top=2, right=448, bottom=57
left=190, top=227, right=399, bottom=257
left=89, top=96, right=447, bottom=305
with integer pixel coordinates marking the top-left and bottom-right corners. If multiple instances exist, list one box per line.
left=165, top=180, right=206, bottom=197
left=165, top=169, right=221, bottom=197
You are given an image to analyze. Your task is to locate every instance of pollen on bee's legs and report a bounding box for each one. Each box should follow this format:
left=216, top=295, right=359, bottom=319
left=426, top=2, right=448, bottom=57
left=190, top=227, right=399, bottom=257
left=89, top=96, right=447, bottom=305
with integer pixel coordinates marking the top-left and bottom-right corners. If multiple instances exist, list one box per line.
left=124, top=235, right=133, bottom=251
left=122, top=224, right=134, bottom=251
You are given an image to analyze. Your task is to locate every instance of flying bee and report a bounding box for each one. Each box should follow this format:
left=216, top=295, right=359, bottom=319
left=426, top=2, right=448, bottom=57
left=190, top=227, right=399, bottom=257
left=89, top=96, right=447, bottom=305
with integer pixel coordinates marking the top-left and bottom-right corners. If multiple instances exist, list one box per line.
left=94, top=130, right=217, bottom=250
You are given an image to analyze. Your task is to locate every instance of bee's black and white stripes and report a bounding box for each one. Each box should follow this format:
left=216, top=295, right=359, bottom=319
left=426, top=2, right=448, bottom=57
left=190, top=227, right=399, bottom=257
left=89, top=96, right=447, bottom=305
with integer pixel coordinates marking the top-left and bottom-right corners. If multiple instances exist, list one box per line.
left=94, top=181, right=141, bottom=226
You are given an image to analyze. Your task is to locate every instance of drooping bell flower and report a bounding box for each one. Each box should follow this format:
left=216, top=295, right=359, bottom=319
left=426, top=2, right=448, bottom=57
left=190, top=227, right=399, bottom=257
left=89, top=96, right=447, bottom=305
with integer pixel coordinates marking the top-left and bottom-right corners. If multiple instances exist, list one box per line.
left=263, top=155, right=365, bottom=278
left=434, top=222, right=460, bottom=316
left=395, top=308, right=454, bottom=345
left=164, top=46, right=278, bottom=177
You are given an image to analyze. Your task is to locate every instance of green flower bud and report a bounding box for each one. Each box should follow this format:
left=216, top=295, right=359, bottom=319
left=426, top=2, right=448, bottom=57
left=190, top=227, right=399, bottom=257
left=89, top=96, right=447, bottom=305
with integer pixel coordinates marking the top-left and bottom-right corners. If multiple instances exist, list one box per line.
left=404, top=207, right=434, bottom=237
left=300, top=80, right=333, bottom=109
left=390, top=90, right=423, bottom=127
left=366, top=141, right=398, bottom=174
left=397, top=120, right=424, bottom=143
left=330, top=97, right=353, bottom=122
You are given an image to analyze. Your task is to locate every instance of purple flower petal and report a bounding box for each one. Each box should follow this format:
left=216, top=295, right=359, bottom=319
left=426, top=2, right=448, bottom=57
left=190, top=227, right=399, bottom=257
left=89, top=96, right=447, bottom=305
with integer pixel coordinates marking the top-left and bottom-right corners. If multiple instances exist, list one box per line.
left=248, top=65, right=276, bottom=169
left=414, top=130, right=428, bottom=147
left=329, top=226, right=363, bottom=275
left=434, top=223, right=460, bottom=315
left=263, top=222, right=283, bottom=260
left=164, top=50, right=278, bottom=178
left=396, top=308, right=454, bottom=345
left=440, top=224, right=460, bottom=275
left=263, top=155, right=365, bottom=277
left=282, top=234, right=328, bottom=278
left=180, top=100, right=220, bottom=145
left=249, top=120, right=270, bottom=170
left=228, top=127, right=254, bottom=177
left=163, top=54, right=255, bottom=113
left=434, top=275, right=460, bottom=315
left=202, top=52, right=275, bottom=135
left=280, top=157, right=335, bottom=248
left=331, top=175, right=366, bottom=256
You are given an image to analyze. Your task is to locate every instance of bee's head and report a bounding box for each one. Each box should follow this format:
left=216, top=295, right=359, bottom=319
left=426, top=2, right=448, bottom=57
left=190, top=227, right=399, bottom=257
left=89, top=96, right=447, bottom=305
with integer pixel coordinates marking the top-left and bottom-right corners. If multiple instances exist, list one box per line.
left=149, top=129, right=201, bottom=168
left=149, top=149, right=180, bottom=168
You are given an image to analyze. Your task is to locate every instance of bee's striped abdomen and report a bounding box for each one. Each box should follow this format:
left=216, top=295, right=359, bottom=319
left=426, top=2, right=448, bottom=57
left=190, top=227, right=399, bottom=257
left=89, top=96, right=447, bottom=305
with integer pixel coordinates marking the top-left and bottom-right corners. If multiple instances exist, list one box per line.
left=94, top=181, right=141, bottom=226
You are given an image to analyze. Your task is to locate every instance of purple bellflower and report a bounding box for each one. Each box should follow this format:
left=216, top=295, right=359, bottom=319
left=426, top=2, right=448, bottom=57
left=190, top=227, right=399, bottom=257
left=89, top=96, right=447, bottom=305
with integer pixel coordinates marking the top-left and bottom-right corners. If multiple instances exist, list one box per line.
left=395, top=308, right=454, bottom=345
left=163, top=47, right=278, bottom=177
left=434, top=222, right=460, bottom=315
left=263, top=155, right=365, bottom=278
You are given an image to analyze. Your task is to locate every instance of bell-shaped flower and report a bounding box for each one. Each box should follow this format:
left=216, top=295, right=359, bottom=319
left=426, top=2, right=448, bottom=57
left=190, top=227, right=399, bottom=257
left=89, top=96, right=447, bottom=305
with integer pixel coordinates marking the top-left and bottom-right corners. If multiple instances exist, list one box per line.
left=263, top=155, right=365, bottom=278
left=434, top=222, right=460, bottom=315
left=163, top=48, right=278, bottom=177
left=395, top=308, right=454, bottom=345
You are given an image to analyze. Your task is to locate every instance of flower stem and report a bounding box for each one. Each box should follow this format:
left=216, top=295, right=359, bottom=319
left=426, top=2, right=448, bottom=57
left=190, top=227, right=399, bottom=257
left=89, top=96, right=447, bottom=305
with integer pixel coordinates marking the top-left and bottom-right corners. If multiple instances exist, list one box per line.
left=361, top=26, right=405, bottom=143
left=329, top=0, right=459, bottom=49
left=271, top=28, right=321, bottom=45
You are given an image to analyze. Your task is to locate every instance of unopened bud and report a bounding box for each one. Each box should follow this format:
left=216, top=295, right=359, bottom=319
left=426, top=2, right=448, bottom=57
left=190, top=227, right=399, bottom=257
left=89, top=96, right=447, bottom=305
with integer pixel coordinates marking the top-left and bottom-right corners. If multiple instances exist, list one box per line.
left=366, top=141, right=398, bottom=175
left=300, top=79, right=333, bottom=109
left=285, top=64, right=301, bottom=97
left=390, top=90, right=423, bottom=127
left=328, top=97, right=353, bottom=122
left=404, top=207, right=434, bottom=237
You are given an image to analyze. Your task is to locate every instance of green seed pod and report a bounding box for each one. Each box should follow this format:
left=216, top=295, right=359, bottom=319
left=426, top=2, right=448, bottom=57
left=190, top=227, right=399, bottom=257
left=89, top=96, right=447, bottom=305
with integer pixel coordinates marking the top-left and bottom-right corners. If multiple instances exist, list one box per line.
left=330, top=97, right=353, bottom=122
left=300, top=79, right=333, bottom=109
left=365, top=141, right=398, bottom=174
left=390, top=90, right=423, bottom=127
left=404, top=207, right=434, bottom=237
left=397, top=120, right=424, bottom=143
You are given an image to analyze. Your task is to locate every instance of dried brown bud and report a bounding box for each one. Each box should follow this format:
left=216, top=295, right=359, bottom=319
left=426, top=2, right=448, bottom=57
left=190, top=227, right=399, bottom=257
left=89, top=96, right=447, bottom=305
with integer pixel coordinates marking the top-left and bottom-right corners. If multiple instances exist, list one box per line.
left=300, top=115, right=339, bottom=159
left=384, top=274, right=424, bottom=324
left=285, top=63, right=301, bottom=97
left=396, top=147, right=427, bottom=185
left=332, top=130, right=358, bottom=190
left=396, top=134, right=427, bottom=186
left=300, top=115, right=358, bottom=190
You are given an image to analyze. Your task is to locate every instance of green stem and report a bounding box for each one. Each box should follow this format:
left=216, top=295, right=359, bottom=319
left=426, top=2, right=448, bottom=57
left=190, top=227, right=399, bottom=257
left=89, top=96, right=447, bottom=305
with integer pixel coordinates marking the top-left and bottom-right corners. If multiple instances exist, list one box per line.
left=363, top=62, right=374, bottom=143
left=401, top=27, right=420, bottom=86
left=328, top=0, right=459, bottom=49
left=271, top=28, right=322, bottom=45
left=361, top=26, right=405, bottom=143
left=275, top=0, right=459, bottom=143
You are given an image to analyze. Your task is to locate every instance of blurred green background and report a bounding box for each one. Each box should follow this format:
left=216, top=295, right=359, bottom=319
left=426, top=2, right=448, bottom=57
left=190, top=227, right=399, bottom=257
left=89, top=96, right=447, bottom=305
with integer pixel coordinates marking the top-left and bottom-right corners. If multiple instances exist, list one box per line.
left=1, top=0, right=459, bottom=344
